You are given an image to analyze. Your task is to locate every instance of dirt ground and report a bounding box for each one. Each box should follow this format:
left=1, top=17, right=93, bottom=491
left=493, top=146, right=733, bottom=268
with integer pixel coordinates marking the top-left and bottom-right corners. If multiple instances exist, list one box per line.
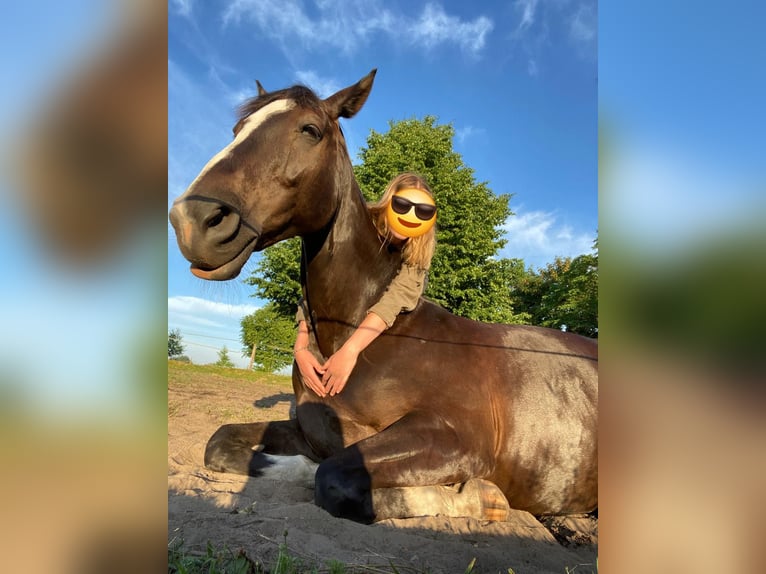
left=168, top=362, right=597, bottom=573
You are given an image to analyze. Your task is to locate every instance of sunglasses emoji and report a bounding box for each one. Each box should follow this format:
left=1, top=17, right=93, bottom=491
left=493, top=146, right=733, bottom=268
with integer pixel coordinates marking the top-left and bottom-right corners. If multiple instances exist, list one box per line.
left=386, top=188, right=437, bottom=238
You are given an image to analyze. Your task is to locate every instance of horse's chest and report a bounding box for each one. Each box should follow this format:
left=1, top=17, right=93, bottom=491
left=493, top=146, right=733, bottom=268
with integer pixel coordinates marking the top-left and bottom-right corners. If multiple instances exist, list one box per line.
left=296, top=397, right=379, bottom=457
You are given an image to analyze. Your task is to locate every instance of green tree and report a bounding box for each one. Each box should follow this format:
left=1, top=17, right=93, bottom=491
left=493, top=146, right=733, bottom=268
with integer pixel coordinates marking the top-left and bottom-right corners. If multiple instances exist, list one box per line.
left=520, top=250, right=598, bottom=337
left=243, top=116, right=533, bottom=324
left=240, top=304, right=296, bottom=373
left=214, top=346, right=234, bottom=368
left=355, top=116, right=526, bottom=323
left=168, top=329, right=185, bottom=358
left=243, top=238, right=302, bottom=318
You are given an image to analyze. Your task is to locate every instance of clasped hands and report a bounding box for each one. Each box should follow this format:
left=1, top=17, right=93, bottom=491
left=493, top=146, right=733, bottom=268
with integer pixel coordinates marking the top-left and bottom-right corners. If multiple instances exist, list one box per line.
left=295, top=345, right=359, bottom=397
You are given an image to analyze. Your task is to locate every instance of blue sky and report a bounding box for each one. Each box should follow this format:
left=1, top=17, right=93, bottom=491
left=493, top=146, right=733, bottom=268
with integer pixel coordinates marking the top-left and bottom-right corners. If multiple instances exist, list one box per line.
left=0, top=1, right=157, bottom=414
left=168, top=0, right=598, bottom=366
left=0, top=0, right=760, bottom=406
left=0, top=1, right=760, bottom=389
left=600, top=1, right=765, bottom=255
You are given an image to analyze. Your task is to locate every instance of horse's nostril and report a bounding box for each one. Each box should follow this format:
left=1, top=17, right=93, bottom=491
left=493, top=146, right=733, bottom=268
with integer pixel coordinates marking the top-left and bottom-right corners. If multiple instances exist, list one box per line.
left=205, top=206, right=230, bottom=229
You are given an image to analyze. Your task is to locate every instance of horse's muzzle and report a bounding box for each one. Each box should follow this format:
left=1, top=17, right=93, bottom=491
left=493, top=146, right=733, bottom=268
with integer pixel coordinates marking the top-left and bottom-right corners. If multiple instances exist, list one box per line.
left=169, top=197, right=258, bottom=280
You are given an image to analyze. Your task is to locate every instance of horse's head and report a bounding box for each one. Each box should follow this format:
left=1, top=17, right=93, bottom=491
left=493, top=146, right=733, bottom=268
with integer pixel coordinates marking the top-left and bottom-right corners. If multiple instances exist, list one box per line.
left=169, top=69, right=376, bottom=281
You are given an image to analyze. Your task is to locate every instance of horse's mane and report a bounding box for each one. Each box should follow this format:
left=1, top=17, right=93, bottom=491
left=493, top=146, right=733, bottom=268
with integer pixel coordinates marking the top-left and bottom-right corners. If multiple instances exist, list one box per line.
left=237, top=85, right=321, bottom=122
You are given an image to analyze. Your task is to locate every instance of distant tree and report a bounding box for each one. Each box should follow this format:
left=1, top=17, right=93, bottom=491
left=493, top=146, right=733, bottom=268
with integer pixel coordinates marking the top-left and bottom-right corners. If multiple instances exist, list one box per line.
left=243, top=238, right=302, bottom=318
left=240, top=304, right=296, bottom=373
left=168, top=329, right=185, bottom=358
left=519, top=249, right=598, bottom=338
left=214, top=346, right=235, bottom=368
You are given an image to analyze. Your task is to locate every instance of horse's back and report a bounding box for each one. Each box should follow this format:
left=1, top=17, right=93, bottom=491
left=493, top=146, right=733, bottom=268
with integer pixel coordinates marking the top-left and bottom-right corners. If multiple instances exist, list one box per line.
left=400, top=299, right=596, bottom=371
left=390, top=300, right=598, bottom=514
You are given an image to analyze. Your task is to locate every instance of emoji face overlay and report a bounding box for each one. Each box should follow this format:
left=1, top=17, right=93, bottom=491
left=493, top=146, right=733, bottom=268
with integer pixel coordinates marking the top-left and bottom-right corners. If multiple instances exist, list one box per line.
left=386, top=188, right=437, bottom=238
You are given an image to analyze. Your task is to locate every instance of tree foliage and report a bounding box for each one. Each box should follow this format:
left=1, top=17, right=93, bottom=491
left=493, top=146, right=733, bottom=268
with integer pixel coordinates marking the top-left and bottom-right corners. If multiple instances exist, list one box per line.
left=168, top=329, right=185, bottom=358
left=241, top=115, right=598, bottom=336
left=354, top=116, right=525, bottom=323
left=214, top=346, right=234, bottom=368
left=243, top=239, right=302, bottom=318
left=517, top=250, right=598, bottom=338
left=240, top=304, right=296, bottom=372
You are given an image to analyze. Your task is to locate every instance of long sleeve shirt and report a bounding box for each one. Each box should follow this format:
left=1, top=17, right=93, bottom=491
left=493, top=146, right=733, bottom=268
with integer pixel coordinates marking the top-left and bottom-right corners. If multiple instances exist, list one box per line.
left=295, top=263, right=427, bottom=328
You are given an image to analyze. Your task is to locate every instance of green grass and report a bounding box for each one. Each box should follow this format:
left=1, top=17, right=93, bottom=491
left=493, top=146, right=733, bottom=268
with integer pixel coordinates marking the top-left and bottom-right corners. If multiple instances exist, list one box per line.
left=169, top=540, right=257, bottom=574
left=168, top=360, right=292, bottom=386
left=167, top=536, right=486, bottom=574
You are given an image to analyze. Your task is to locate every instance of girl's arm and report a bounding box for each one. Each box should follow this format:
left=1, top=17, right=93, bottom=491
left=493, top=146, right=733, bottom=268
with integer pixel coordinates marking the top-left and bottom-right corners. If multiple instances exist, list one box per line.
left=294, top=318, right=327, bottom=397
left=367, top=264, right=427, bottom=327
left=322, top=264, right=428, bottom=396
left=321, top=311, right=388, bottom=396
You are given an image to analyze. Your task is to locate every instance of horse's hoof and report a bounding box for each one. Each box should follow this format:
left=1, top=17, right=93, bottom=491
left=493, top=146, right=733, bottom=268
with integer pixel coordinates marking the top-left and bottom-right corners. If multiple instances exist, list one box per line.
left=463, top=479, right=511, bottom=522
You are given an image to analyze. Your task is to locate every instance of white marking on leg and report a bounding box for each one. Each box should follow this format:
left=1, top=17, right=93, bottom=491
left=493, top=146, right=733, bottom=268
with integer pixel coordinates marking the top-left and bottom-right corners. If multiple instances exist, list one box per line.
left=255, top=454, right=318, bottom=488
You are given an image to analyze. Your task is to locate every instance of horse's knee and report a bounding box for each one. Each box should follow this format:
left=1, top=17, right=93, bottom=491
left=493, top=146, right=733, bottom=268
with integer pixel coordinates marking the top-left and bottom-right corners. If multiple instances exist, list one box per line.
left=204, top=424, right=241, bottom=472
left=314, top=458, right=374, bottom=524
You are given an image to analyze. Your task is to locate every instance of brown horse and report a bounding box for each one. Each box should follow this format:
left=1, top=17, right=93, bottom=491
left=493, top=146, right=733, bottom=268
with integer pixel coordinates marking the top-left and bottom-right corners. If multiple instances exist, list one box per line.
left=16, top=1, right=167, bottom=263
left=169, top=69, right=597, bottom=524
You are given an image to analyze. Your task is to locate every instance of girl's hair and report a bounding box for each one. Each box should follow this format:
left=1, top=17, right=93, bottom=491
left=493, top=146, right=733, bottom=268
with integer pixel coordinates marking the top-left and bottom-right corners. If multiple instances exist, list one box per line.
left=367, top=172, right=437, bottom=270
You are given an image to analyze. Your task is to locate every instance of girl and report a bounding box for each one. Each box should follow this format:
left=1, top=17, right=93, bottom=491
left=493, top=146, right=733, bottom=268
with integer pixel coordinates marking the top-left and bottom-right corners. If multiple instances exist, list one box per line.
left=294, top=172, right=437, bottom=397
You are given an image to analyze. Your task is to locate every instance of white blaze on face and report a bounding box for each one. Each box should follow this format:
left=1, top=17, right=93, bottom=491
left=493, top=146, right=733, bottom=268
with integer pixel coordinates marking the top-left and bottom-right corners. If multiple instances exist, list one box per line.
left=185, top=98, right=297, bottom=193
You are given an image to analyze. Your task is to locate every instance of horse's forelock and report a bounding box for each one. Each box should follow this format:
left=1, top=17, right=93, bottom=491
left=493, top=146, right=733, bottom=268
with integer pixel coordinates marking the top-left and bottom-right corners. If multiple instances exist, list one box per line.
left=237, top=85, right=321, bottom=122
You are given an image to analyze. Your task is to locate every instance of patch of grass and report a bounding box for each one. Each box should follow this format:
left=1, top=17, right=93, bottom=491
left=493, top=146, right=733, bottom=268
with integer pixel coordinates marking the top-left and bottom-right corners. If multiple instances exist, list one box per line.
left=564, top=559, right=598, bottom=574
left=168, top=360, right=292, bottom=386
left=169, top=540, right=258, bottom=574
left=169, top=359, right=295, bottom=425
left=168, top=536, right=484, bottom=574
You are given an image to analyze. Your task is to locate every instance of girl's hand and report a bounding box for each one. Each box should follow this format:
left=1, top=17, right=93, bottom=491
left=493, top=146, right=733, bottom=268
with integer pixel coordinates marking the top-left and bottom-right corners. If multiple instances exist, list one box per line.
left=295, top=349, right=327, bottom=397
left=321, top=347, right=359, bottom=396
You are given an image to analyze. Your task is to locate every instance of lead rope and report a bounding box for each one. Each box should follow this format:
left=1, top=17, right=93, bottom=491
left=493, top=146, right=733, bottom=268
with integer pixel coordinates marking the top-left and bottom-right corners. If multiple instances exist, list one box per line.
left=300, top=240, right=320, bottom=351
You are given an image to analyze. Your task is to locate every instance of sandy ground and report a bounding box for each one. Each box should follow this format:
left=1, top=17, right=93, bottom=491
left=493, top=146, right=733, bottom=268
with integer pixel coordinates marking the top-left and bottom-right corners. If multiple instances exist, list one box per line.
left=168, top=362, right=597, bottom=573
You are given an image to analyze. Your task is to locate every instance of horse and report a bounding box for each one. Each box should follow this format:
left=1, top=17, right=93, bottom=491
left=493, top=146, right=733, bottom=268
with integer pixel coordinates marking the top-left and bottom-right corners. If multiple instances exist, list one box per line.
left=15, top=0, right=167, bottom=263
left=169, top=69, right=598, bottom=524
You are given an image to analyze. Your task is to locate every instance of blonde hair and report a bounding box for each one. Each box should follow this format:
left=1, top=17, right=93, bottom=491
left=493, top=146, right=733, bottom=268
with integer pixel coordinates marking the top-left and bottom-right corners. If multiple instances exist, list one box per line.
left=367, top=173, right=437, bottom=270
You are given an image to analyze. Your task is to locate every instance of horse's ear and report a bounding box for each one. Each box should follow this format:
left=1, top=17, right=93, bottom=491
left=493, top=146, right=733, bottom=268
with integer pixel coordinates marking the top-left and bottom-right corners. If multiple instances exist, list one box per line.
left=255, top=80, right=267, bottom=96
left=324, top=68, right=377, bottom=119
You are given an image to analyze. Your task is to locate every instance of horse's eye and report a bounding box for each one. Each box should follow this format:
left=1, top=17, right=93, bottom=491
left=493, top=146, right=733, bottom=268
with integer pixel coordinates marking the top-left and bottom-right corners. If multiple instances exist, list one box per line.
left=301, top=124, right=322, bottom=140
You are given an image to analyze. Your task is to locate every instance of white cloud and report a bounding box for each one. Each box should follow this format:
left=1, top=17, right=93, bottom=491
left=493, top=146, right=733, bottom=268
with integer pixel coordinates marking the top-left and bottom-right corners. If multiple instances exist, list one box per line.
left=294, top=70, right=341, bottom=98
left=570, top=3, right=596, bottom=43
left=510, top=0, right=548, bottom=77
left=500, top=208, right=595, bottom=269
left=170, top=0, right=194, bottom=18
left=509, top=1, right=596, bottom=75
left=514, top=0, right=540, bottom=35
left=221, top=0, right=493, bottom=58
left=454, top=125, right=485, bottom=144
left=168, top=296, right=262, bottom=367
left=169, top=295, right=259, bottom=323
left=409, top=3, right=493, bottom=55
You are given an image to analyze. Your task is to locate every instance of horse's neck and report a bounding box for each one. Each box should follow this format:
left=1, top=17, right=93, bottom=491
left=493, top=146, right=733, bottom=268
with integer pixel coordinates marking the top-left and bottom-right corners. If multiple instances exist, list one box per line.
left=302, top=187, right=400, bottom=356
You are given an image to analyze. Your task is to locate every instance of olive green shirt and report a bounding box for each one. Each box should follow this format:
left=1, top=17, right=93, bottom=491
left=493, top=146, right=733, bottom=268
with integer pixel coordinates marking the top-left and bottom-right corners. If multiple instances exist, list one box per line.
left=295, top=263, right=427, bottom=328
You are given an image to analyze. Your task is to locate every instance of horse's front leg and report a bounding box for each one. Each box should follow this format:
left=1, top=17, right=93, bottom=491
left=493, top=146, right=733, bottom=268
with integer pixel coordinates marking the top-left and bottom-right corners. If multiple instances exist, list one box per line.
left=314, top=411, right=509, bottom=523
left=205, top=420, right=320, bottom=484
